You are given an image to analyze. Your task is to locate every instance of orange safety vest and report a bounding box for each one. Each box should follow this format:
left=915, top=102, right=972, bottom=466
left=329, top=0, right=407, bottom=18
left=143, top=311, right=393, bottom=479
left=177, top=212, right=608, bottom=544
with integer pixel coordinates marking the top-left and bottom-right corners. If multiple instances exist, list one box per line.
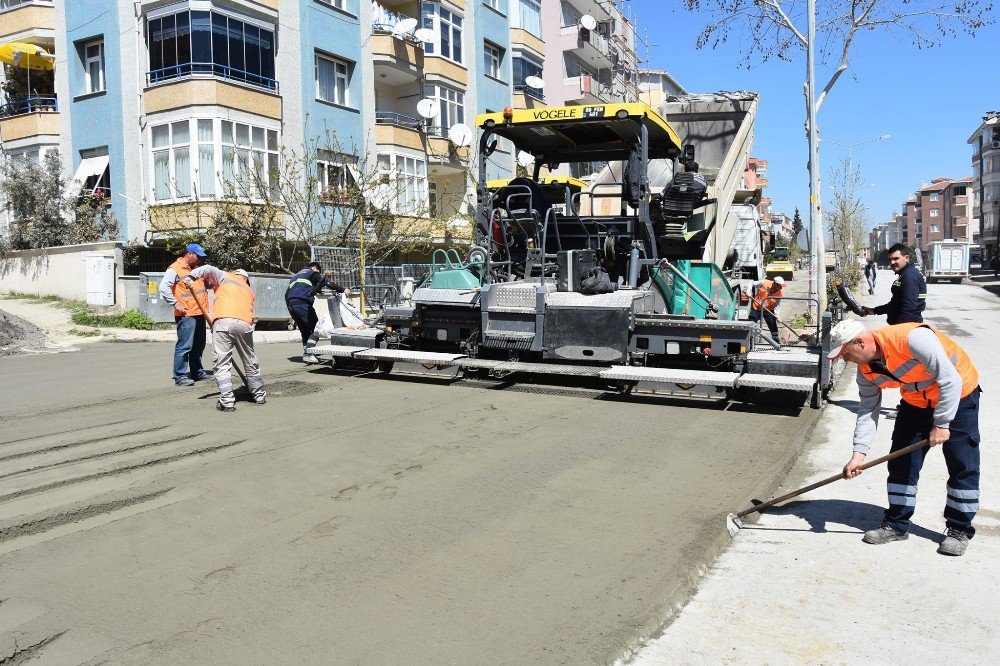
left=212, top=273, right=256, bottom=325
left=753, top=279, right=783, bottom=312
left=169, top=258, right=210, bottom=318
left=860, top=323, right=979, bottom=409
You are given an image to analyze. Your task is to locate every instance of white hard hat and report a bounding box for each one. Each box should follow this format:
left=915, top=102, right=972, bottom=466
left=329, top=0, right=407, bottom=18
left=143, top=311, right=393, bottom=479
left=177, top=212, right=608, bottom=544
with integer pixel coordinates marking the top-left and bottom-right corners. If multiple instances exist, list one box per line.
left=827, top=319, right=867, bottom=359
left=233, top=269, right=249, bottom=279
left=773, top=276, right=785, bottom=285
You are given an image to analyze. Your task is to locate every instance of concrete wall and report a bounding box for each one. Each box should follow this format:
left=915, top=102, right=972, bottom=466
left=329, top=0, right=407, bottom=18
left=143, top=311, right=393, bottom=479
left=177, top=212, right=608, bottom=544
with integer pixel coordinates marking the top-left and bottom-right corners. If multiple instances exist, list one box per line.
left=0, top=241, right=124, bottom=304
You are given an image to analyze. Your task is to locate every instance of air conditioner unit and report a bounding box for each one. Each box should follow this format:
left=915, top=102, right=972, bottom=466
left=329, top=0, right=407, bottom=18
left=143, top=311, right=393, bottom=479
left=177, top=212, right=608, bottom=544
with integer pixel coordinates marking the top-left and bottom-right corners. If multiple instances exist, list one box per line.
left=992, top=140, right=1000, bottom=149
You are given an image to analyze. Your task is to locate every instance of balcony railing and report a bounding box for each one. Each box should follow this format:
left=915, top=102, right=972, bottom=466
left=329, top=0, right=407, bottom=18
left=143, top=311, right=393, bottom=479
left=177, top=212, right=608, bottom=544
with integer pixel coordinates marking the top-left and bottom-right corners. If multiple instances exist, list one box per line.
left=145, top=63, right=278, bottom=93
left=0, top=96, right=58, bottom=118
left=514, top=84, right=544, bottom=101
left=424, top=125, right=449, bottom=139
left=375, top=111, right=422, bottom=129
left=371, top=3, right=420, bottom=45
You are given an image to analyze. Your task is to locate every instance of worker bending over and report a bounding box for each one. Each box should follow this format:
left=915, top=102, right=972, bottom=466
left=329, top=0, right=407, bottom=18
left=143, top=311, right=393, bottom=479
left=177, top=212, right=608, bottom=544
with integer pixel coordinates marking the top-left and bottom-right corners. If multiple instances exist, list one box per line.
left=749, top=276, right=784, bottom=339
left=183, top=266, right=267, bottom=412
left=829, top=319, right=981, bottom=556
left=285, top=262, right=351, bottom=363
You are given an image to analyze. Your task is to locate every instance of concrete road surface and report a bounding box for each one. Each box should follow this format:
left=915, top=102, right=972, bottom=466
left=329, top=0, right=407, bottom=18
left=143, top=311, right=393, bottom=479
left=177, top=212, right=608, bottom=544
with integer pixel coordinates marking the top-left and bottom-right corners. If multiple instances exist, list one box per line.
left=1, top=340, right=819, bottom=664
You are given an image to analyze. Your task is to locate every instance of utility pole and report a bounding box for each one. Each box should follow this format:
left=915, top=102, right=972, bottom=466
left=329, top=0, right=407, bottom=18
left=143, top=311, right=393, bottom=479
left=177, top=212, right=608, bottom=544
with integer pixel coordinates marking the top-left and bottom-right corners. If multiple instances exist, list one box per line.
left=806, top=0, right=826, bottom=313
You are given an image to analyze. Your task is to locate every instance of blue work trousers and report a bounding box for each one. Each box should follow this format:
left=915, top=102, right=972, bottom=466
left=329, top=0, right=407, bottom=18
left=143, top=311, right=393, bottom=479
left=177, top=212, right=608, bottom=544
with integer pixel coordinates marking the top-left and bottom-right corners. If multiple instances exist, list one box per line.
left=173, top=315, right=207, bottom=382
left=884, top=387, right=981, bottom=536
left=287, top=300, right=318, bottom=352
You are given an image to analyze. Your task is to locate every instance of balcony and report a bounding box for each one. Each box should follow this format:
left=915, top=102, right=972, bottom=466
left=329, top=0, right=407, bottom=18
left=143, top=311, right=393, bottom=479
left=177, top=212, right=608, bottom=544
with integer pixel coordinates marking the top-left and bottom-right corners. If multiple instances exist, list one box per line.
left=562, top=75, right=604, bottom=104
left=146, top=63, right=277, bottom=93
left=0, top=95, right=58, bottom=141
left=424, top=125, right=468, bottom=173
left=0, top=1, right=54, bottom=40
left=375, top=111, right=425, bottom=152
left=560, top=25, right=612, bottom=67
left=371, top=6, right=423, bottom=86
left=144, top=78, right=280, bottom=120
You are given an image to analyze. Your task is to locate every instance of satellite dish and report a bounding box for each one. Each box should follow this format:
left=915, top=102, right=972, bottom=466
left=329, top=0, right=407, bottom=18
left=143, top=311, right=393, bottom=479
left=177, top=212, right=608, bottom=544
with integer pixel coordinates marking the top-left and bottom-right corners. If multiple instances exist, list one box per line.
left=516, top=151, right=535, bottom=168
left=524, top=75, right=545, bottom=89
left=580, top=14, right=598, bottom=30
left=416, top=98, right=439, bottom=119
left=796, top=228, right=810, bottom=252
left=448, top=123, right=473, bottom=147
left=414, top=28, right=435, bottom=43
left=391, top=17, right=418, bottom=36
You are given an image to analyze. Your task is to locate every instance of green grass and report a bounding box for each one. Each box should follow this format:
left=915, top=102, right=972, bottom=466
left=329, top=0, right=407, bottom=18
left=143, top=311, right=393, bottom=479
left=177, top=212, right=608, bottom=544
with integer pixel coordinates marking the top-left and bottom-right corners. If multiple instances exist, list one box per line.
left=67, top=327, right=102, bottom=337
left=2, top=292, right=85, bottom=310
left=70, top=308, right=156, bottom=330
left=789, top=314, right=811, bottom=329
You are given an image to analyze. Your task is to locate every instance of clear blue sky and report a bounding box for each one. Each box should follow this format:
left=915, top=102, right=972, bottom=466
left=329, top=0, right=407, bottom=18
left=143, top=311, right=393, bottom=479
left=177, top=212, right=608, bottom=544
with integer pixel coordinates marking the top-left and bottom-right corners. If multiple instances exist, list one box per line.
left=629, top=0, right=1000, bottom=228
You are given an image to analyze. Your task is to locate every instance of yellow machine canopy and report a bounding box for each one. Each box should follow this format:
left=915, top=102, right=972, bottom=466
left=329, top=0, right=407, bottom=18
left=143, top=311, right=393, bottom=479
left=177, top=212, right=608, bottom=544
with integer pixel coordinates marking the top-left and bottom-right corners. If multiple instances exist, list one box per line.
left=477, top=103, right=684, bottom=163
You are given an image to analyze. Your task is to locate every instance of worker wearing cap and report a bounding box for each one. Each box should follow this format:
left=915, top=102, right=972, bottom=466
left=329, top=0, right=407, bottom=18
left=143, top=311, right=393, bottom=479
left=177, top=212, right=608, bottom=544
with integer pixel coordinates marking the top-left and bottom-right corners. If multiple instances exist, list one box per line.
left=285, top=262, right=351, bottom=363
left=863, top=243, right=926, bottom=324
left=829, top=319, right=981, bottom=556
left=183, top=266, right=267, bottom=412
left=159, top=243, right=210, bottom=386
left=749, top=276, right=784, bottom=338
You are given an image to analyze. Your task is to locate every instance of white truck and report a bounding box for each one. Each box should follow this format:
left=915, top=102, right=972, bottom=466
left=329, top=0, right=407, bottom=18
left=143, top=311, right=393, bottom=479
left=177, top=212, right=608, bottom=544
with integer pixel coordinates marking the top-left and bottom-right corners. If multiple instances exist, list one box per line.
left=924, top=241, right=970, bottom=284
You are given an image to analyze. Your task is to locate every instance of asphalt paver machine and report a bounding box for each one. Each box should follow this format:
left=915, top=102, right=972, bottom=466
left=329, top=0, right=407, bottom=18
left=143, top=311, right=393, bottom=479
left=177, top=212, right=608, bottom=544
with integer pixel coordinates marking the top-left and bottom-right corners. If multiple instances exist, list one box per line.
left=313, top=96, right=834, bottom=407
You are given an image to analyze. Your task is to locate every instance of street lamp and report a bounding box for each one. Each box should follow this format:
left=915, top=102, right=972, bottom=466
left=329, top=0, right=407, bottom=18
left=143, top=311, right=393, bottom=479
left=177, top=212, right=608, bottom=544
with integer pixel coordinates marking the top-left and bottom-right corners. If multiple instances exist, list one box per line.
left=823, top=134, right=892, bottom=163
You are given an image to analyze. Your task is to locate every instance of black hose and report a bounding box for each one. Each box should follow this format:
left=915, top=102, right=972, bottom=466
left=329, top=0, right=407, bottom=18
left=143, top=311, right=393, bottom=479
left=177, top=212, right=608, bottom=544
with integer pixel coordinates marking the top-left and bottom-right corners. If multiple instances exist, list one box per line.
left=836, top=280, right=866, bottom=316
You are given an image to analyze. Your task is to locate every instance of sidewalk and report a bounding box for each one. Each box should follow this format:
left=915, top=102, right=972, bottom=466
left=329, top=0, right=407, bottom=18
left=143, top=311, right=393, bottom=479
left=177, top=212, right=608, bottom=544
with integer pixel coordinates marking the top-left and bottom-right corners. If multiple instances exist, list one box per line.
left=0, top=296, right=301, bottom=349
left=631, top=268, right=1000, bottom=663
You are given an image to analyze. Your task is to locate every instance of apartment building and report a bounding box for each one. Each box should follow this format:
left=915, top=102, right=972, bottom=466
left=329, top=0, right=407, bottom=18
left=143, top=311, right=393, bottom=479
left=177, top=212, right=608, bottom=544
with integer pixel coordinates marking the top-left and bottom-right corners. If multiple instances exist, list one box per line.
left=637, top=68, right=686, bottom=108
left=1, top=0, right=660, bottom=245
left=969, top=111, right=999, bottom=265
left=897, top=177, right=975, bottom=257
left=868, top=219, right=900, bottom=263
left=745, top=156, right=770, bottom=215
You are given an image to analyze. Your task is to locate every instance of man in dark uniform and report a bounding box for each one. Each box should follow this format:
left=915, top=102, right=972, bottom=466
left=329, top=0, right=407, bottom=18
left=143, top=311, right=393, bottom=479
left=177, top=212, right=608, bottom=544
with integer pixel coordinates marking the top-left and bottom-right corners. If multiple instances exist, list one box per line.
left=864, top=243, right=926, bottom=324
left=285, top=262, right=351, bottom=362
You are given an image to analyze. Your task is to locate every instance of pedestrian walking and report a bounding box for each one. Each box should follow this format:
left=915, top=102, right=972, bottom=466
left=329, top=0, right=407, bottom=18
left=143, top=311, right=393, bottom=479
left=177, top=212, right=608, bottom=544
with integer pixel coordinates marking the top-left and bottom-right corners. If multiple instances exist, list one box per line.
left=184, top=266, right=266, bottom=412
left=830, top=319, right=981, bottom=556
left=158, top=243, right=210, bottom=386
left=864, top=259, right=877, bottom=295
left=991, top=254, right=999, bottom=278
left=863, top=243, right=926, bottom=324
left=285, top=262, right=352, bottom=363
left=749, top=276, right=784, bottom=338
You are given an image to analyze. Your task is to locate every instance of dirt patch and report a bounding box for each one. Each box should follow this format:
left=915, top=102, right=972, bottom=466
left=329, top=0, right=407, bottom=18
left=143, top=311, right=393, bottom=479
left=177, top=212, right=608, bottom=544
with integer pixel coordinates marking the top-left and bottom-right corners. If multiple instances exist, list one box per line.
left=0, top=307, right=46, bottom=355
left=265, top=380, right=322, bottom=398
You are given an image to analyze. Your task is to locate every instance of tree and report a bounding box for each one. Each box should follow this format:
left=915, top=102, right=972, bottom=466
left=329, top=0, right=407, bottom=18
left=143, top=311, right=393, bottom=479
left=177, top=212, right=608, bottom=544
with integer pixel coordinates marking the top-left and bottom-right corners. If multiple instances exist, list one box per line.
left=826, top=156, right=868, bottom=295
left=683, top=1, right=990, bottom=114
left=0, top=152, right=119, bottom=251
left=791, top=207, right=803, bottom=237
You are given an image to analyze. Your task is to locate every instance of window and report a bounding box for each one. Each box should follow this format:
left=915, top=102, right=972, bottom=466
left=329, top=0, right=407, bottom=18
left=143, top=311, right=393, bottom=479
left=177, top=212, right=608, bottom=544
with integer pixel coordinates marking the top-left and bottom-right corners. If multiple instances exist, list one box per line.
left=930, top=224, right=940, bottom=233
left=484, top=42, right=503, bottom=80
left=152, top=121, right=192, bottom=200
left=315, top=53, right=351, bottom=106
left=317, top=153, right=355, bottom=204
left=425, top=83, right=465, bottom=132
left=147, top=9, right=276, bottom=91
left=929, top=192, right=940, bottom=202
left=510, top=0, right=542, bottom=37
left=513, top=54, right=543, bottom=98
left=422, top=3, right=463, bottom=64
left=952, top=185, right=967, bottom=197
left=150, top=118, right=278, bottom=201
left=84, top=39, right=106, bottom=94
left=377, top=153, right=427, bottom=215
left=484, top=0, right=502, bottom=11
left=929, top=208, right=940, bottom=217
left=318, top=0, right=346, bottom=9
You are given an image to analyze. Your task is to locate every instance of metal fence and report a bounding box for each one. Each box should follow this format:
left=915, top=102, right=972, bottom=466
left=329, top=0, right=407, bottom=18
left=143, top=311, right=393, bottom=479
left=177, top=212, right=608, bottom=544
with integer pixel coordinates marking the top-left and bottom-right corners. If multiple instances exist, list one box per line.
left=310, top=247, right=437, bottom=312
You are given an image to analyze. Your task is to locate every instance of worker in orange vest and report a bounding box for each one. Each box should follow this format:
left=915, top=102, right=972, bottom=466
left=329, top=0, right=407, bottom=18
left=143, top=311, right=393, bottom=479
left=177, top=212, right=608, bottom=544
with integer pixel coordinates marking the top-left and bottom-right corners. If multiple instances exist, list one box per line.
left=158, top=243, right=210, bottom=386
left=829, top=319, right=981, bottom=556
left=183, top=266, right=267, bottom=412
left=749, top=276, right=784, bottom=338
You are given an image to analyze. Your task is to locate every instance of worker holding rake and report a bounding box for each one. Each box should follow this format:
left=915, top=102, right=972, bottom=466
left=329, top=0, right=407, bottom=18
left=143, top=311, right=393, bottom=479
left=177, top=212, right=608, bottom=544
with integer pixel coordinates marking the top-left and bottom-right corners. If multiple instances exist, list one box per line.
left=828, top=319, right=981, bottom=556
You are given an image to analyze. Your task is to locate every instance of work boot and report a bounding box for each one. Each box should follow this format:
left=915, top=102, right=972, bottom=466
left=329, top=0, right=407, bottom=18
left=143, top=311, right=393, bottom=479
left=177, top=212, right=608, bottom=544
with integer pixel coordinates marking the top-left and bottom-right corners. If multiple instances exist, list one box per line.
left=302, top=354, right=319, bottom=364
left=252, top=396, right=267, bottom=405
left=216, top=401, right=235, bottom=413
left=937, top=528, right=971, bottom=556
left=863, top=523, right=908, bottom=545
left=175, top=378, right=195, bottom=387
